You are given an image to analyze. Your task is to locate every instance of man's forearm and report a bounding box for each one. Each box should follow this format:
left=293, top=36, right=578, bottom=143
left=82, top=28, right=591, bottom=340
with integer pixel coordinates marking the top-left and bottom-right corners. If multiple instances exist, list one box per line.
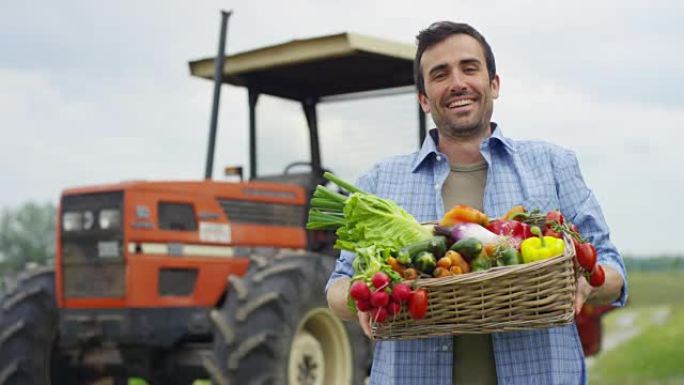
left=327, top=277, right=356, bottom=321
left=587, top=265, right=624, bottom=305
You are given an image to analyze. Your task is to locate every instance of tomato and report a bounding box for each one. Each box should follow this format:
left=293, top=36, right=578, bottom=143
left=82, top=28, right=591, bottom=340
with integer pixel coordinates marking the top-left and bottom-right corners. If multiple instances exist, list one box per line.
left=576, top=243, right=597, bottom=272
left=545, top=210, right=565, bottom=226
left=408, top=288, right=428, bottom=320
left=589, top=265, right=606, bottom=287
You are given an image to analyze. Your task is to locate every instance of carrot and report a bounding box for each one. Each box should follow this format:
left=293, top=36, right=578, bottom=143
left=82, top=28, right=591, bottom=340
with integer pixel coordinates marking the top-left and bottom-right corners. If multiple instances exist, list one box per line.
left=387, top=256, right=406, bottom=275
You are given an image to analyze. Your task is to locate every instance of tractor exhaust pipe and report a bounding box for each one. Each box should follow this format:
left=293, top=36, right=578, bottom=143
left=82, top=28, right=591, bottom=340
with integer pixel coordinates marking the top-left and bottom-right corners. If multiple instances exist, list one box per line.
left=204, top=10, right=232, bottom=180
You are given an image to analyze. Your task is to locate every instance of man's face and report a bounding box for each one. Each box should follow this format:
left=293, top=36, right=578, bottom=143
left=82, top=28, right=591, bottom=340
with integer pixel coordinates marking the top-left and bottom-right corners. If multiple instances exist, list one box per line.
left=418, top=34, right=500, bottom=139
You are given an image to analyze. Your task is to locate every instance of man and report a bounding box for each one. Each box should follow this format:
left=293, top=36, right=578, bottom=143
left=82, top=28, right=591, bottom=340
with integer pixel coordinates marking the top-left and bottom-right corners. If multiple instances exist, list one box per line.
left=326, top=21, right=628, bottom=385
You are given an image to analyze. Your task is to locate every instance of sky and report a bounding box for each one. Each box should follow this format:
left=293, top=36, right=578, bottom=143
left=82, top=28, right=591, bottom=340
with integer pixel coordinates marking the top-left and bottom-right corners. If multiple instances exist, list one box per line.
left=1, top=0, right=683, bottom=256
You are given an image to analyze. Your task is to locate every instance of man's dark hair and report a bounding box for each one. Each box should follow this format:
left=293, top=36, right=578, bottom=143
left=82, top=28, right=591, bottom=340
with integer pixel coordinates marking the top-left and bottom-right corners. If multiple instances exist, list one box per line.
left=414, top=21, right=496, bottom=95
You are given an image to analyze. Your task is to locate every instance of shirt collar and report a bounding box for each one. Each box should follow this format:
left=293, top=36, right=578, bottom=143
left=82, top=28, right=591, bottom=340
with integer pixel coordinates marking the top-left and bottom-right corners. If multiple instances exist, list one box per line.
left=410, top=123, right=516, bottom=173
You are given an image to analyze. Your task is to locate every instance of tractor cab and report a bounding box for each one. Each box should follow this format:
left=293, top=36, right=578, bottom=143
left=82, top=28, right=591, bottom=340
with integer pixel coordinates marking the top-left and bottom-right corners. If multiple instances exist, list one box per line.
left=189, top=31, right=426, bottom=188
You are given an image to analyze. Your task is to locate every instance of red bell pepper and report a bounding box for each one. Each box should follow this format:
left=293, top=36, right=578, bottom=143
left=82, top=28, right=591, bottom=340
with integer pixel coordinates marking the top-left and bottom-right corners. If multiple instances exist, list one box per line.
left=486, top=219, right=532, bottom=241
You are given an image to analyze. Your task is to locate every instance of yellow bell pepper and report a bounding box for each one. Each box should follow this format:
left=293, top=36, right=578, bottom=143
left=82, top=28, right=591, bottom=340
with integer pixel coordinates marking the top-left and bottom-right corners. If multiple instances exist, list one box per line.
left=520, top=226, right=565, bottom=263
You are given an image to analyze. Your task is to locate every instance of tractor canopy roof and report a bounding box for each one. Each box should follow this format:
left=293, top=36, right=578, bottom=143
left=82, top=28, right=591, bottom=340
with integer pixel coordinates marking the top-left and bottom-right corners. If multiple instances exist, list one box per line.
left=188, top=32, right=416, bottom=101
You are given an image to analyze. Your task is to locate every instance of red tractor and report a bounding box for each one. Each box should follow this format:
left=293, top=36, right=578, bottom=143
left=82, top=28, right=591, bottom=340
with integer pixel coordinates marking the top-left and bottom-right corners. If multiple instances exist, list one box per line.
left=0, top=13, right=611, bottom=385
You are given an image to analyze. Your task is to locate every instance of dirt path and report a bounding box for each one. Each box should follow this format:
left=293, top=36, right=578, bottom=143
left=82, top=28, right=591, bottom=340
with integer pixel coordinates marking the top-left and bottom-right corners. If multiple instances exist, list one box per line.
left=586, top=305, right=671, bottom=368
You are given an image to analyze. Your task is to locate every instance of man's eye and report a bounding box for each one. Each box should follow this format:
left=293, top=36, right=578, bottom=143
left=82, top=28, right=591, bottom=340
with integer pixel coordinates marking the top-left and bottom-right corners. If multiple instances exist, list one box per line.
left=433, top=72, right=446, bottom=80
left=464, top=67, right=477, bottom=73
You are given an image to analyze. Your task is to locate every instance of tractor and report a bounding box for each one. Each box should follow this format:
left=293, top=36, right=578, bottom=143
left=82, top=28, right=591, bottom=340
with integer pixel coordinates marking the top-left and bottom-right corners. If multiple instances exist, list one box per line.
left=0, top=11, right=612, bottom=385
left=0, top=12, right=419, bottom=385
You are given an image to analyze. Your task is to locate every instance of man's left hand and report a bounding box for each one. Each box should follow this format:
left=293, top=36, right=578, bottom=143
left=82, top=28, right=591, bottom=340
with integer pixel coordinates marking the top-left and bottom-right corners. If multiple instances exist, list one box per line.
left=574, top=275, right=593, bottom=314
left=574, top=265, right=624, bottom=314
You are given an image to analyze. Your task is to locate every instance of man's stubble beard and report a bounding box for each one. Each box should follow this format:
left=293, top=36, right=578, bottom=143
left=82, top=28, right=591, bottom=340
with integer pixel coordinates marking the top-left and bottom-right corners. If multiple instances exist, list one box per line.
left=435, top=115, right=489, bottom=141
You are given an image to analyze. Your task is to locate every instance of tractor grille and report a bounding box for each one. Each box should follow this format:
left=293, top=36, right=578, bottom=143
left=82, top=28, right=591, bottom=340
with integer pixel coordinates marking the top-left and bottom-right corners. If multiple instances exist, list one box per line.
left=61, top=191, right=125, bottom=298
left=217, top=199, right=305, bottom=227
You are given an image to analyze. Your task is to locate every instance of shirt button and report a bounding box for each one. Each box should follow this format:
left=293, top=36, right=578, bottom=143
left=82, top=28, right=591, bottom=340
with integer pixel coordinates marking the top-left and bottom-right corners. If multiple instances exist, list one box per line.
left=436, top=155, right=442, bottom=161
left=442, top=345, right=449, bottom=351
left=434, top=184, right=440, bottom=190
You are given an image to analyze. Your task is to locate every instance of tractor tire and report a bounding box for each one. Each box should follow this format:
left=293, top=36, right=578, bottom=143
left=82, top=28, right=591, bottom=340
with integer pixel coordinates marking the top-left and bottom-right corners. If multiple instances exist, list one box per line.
left=204, top=253, right=371, bottom=385
left=0, top=267, right=69, bottom=385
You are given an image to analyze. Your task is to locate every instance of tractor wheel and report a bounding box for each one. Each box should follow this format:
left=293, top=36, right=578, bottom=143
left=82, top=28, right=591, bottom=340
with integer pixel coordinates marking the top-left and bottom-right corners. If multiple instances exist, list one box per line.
left=204, top=254, right=370, bottom=385
left=0, top=267, right=70, bottom=385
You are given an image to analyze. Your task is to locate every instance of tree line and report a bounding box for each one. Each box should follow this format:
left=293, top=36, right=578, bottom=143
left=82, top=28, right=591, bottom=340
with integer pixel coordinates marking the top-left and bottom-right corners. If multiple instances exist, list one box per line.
left=0, top=201, right=55, bottom=277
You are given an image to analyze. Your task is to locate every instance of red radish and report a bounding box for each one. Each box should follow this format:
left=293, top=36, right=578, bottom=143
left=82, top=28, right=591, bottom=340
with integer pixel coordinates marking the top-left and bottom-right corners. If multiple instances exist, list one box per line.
left=371, top=272, right=390, bottom=290
left=349, top=281, right=371, bottom=301
left=370, top=290, right=390, bottom=307
left=372, top=306, right=389, bottom=323
left=386, top=300, right=402, bottom=316
left=356, top=299, right=372, bottom=312
left=391, top=283, right=412, bottom=304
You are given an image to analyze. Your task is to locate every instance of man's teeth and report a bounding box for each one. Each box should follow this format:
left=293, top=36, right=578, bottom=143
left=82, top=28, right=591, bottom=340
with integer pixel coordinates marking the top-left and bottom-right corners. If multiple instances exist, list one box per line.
left=448, top=99, right=474, bottom=108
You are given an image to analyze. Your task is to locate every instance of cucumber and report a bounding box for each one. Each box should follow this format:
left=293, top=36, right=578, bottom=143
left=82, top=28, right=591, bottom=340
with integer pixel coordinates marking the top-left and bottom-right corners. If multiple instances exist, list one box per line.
left=449, top=238, right=483, bottom=262
left=396, top=236, right=448, bottom=265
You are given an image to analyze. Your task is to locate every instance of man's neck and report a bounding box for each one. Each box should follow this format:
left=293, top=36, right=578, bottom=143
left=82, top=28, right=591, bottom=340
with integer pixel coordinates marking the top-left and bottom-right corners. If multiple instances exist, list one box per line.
left=437, top=125, right=491, bottom=166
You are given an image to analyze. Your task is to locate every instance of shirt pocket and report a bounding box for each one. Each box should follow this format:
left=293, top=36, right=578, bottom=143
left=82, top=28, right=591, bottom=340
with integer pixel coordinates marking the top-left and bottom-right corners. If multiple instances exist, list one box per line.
left=521, top=196, right=560, bottom=214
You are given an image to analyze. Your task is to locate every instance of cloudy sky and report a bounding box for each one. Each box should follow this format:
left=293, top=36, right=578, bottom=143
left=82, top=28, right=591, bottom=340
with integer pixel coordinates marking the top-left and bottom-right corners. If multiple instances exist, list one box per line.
left=1, top=0, right=682, bottom=256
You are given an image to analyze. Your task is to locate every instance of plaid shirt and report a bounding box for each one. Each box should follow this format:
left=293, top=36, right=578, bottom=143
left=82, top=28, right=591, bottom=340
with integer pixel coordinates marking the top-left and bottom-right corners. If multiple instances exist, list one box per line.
left=326, top=125, right=628, bottom=385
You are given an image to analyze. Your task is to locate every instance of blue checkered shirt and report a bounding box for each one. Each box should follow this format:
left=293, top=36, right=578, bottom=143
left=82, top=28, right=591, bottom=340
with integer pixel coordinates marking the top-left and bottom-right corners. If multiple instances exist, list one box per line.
left=326, top=125, right=628, bottom=385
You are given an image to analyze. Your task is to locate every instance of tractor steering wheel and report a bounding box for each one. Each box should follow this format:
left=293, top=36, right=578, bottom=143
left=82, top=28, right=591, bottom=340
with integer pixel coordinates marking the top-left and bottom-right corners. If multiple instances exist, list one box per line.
left=283, top=161, right=334, bottom=188
left=283, top=161, right=332, bottom=176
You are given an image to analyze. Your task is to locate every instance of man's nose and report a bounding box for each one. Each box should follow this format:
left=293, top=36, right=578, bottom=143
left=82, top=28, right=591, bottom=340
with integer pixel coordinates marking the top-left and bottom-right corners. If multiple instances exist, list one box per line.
left=447, top=72, right=468, bottom=93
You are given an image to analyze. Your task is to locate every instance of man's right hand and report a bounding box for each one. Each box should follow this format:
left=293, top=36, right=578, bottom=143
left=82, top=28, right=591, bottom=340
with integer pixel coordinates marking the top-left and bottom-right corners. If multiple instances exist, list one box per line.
left=327, top=277, right=373, bottom=338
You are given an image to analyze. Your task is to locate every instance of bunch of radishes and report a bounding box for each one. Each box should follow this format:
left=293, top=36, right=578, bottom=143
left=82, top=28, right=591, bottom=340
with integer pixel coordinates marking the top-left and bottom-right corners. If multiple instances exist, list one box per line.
left=349, top=272, right=428, bottom=323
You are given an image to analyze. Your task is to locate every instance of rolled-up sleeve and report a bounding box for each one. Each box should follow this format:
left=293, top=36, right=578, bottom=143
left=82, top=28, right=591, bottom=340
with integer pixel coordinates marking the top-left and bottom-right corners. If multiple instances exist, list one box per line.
left=555, top=149, right=628, bottom=307
left=324, top=167, right=378, bottom=293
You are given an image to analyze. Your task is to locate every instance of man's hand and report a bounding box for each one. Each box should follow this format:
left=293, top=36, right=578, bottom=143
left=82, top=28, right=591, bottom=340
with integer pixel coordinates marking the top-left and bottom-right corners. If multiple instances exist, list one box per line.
left=574, top=275, right=593, bottom=314
left=357, top=310, right=372, bottom=338
left=574, top=264, right=624, bottom=314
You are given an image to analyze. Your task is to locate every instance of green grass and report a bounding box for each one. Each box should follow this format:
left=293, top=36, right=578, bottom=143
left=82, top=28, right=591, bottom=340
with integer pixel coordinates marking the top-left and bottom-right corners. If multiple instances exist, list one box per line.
left=587, top=270, right=684, bottom=384
left=589, top=305, right=684, bottom=384
left=623, top=270, right=684, bottom=307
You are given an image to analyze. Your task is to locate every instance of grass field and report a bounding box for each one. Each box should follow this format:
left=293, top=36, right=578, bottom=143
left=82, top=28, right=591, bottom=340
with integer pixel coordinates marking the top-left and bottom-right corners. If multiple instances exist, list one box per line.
left=587, top=270, right=684, bottom=384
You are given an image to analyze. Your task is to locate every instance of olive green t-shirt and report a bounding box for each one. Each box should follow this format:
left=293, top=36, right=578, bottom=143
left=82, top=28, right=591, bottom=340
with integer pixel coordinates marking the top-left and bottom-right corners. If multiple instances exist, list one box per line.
left=442, top=161, right=498, bottom=385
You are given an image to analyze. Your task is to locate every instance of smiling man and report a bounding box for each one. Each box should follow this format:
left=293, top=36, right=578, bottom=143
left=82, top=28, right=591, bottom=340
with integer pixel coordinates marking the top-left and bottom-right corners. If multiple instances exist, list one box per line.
left=326, top=21, right=627, bottom=385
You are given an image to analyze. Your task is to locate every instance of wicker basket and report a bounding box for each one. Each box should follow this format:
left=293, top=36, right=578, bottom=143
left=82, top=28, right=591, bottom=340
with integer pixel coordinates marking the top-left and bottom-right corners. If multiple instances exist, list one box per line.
left=371, top=238, right=577, bottom=340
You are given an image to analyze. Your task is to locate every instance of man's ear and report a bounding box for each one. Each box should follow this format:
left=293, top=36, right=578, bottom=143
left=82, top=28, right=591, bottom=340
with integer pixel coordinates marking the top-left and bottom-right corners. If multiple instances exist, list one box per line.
left=418, top=92, right=431, bottom=114
left=491, top=74, right=500, bottom=99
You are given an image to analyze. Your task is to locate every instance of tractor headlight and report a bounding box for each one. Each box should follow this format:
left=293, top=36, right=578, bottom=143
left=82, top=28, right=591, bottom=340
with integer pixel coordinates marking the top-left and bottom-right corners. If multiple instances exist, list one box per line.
left=99, top=209, right=121, bottom=230
left=62, top=211, right=82, bottom=232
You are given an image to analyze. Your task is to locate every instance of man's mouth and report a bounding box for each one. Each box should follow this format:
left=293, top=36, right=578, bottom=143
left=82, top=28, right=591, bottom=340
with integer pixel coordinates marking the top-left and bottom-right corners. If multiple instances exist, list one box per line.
left=446, top=98, right=476, bottom=109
